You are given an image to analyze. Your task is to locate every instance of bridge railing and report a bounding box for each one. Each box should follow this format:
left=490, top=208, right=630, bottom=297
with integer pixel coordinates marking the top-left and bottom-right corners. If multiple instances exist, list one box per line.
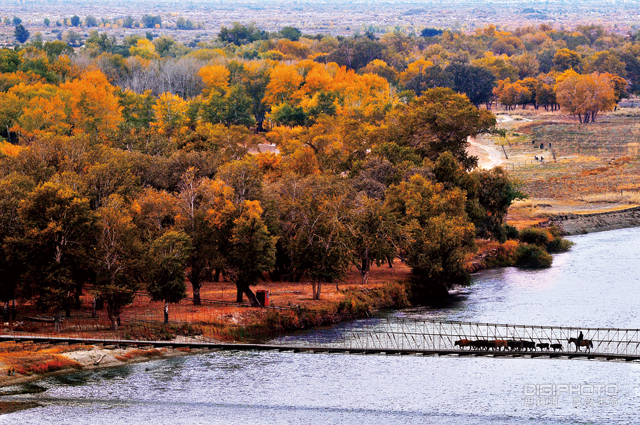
left=268, top=318, right=640, bottom=356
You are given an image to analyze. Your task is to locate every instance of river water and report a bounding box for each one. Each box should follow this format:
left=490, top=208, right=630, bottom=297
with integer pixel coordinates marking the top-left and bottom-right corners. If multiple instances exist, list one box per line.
left=3, top=228, right=640, bottom=424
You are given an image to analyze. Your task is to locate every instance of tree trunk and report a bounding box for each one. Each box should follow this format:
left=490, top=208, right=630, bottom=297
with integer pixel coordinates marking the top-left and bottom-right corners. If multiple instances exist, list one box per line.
left=2, top=302, right=8, bottom=323
left=92, top=297, right=97, bottom=318
left=190, top=258, right=202, bottom=305
left=316, top=281, right=322, bottom=300
left=311, top=281, right=317, bottom=300
left=54, top=310, right=62, bottom=333
left=214, top=268, right=221, bottom=282
left=110, top=316, right=118, bottom=332
left=74, top=281, right=82, bottom=309
left=192, top=281, right=201, bottom=305
left=236, top=286, right=243, bottom=303
left=361, top=250, right=370, bottom=286
left=164, top=301, right=169, bottom=324
left=238, top=283, right=260, bottom=306
left=11, top=299, right=16, bottom=321
left=501, top=144, right=509, bottom=159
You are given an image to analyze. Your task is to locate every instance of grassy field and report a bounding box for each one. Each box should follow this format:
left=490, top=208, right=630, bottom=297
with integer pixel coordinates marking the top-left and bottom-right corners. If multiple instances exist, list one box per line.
left=475, top=107, right=640, bottom=226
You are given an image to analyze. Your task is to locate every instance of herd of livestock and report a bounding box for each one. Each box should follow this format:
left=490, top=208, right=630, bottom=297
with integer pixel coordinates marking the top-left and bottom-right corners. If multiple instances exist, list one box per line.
left=454, top=338, right=594, bottom=352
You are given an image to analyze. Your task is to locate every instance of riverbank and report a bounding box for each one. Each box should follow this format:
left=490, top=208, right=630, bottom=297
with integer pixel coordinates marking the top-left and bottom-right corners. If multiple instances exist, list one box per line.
left=0, top=340, right=194, bottom=387
left=0, top=233, right=567, bottom=396
left=544, top=205, right=640, bottom=235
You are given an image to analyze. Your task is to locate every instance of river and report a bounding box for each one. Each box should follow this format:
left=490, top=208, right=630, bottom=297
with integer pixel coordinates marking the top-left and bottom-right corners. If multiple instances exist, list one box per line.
left=2, top=227, right=640, bottom=424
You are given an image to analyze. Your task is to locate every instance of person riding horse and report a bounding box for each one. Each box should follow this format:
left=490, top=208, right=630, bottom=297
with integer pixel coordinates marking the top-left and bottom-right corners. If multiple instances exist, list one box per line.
left=577, top=331, right=584, bottom=345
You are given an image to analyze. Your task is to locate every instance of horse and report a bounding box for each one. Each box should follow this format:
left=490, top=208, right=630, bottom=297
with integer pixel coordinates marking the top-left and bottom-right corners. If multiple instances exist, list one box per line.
left=568, top=338, right=593, bottom=352
left=455, top=339, right=470, bottom=349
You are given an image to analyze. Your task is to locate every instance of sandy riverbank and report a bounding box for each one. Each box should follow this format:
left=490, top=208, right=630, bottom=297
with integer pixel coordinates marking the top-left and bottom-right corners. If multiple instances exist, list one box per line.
left=0, top=341, right=194, bottom=391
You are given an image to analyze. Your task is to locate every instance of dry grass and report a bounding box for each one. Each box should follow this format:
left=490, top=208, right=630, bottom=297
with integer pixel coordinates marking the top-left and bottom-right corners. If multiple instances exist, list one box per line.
left=577, top=191, right=640, bottom=204
left=482, top=109, right=640, bottom=225
left=0, top=342, right=84, bottom=376
left=114, top=348, right=164, bottom=361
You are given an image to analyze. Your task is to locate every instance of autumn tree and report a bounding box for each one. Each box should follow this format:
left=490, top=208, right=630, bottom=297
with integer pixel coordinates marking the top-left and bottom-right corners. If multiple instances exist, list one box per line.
left=553, top=48, right=582, bottom=72
left=556, top=72, right=616, bottom=123
left=61, top=70, right=123, bottom=138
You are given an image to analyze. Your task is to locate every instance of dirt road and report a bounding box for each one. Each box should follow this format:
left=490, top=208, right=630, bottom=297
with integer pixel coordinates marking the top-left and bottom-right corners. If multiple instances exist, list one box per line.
left=468, top=137, right=506, bottom=169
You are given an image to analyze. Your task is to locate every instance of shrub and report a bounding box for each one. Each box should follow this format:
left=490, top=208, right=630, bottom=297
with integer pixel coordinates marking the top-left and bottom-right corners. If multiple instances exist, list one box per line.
left=546, top=236, right=574, bottom=253
left=518, top=227, right=551, bottom=246
left=503, top=224, right=519, bottom=240
left=515, top=244, right=553, bottom=268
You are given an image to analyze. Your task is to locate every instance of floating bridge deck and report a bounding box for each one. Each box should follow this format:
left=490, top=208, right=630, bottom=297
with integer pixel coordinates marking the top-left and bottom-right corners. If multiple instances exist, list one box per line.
left=3, top=318, right=640, bottom=362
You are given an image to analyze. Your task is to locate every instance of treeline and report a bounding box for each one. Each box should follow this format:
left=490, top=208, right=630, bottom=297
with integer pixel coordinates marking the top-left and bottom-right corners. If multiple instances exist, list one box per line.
left=5, top=14, right=198, bottom=30
left=0, top=63, right=523, bottom=331
left=6, top=22, right=611, bottom=331
left=6, top=22, right=637, bottom=124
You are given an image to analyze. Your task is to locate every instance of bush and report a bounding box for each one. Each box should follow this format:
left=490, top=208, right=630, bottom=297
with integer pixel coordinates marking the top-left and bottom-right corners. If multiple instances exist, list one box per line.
left=503, top=224, right=519, bottom=240
left=518, top=227, right=551, bottom=246
left=515, top=244, right=553, bottom=268
left=546, top=236, right=574, bottom=253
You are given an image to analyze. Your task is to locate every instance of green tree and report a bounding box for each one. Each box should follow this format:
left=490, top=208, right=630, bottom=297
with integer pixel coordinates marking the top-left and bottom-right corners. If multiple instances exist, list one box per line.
left=6, top=182, right=97, bottom=331
left=387, top=88, right=496, bottom=170
left=217, top=22, right=266, bottom=45
left=226, top=200, right=277, bottom=305
left=85, top=16, right=98, bottom=27
left=386, top=174, right=476, bottom=302
left=272, top=174, right=353, bottom=300
left=174, top=169, right=233, bottom=305
left=14, top=24, right=29, bottom=43
left=94, top=195, right=143, bottom=331
left=0, top=174, right=35, bottom=321
left=146, top=231, right=192, bottom=324
left=445, top=63, right=496, bottom=107
left=70, top=15, right=81, bottom=27
left=280, top=26, right=302, bottom=41
left=44, top=18, right=50, bottom=27
left=348, top=194, right=398, bottom=285
left=142, top=14, right=162, bottom=28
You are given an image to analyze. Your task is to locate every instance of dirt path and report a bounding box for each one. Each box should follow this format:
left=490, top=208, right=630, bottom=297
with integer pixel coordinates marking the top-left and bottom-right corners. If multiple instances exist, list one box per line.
left=468, top=137, right=506, bottom=169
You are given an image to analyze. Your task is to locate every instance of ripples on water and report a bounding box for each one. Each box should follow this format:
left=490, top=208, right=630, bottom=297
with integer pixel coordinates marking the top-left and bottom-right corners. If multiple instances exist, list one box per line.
left=3, top=228, right=640, bottom=424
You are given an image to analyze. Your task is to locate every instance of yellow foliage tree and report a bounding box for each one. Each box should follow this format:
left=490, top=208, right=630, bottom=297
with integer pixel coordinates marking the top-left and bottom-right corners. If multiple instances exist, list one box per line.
left=129, top=39, right=159, bottom=59
left=61, top=70, right=122, bottom=138
left=199, top=65, right=230, bottom=96
left=152, top=92, right=189, bottom=135
left=555, top=72, right=615, bottom=123
left=263, top=63, right=304, bottom=106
